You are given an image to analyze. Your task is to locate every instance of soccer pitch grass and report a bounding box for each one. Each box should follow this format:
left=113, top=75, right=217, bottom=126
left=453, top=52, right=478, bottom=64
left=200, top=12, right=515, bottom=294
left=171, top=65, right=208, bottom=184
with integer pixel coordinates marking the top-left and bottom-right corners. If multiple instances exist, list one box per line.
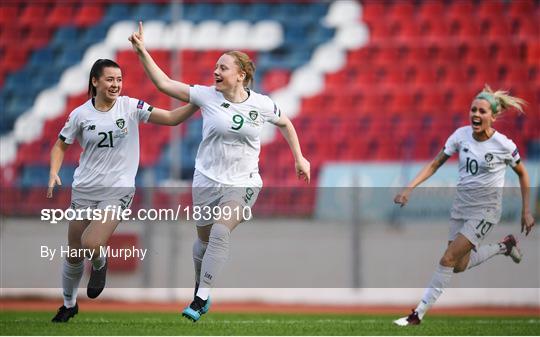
left=1, top=311, right=539, bottom=335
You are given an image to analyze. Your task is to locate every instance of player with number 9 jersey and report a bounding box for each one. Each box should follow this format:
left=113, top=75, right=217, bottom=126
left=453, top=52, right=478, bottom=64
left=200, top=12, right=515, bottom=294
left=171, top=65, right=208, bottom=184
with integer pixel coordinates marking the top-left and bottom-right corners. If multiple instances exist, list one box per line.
left=129, top=22, right=311, bottom=322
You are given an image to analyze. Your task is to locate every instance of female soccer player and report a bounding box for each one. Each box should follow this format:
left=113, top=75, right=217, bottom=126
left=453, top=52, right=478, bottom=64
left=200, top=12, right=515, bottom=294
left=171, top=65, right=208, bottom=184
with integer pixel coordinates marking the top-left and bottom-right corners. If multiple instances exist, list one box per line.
left=129, top=22, right=311, bottom=322
left=393, top=85, right=535, bottom=326
left=48, top=58, right=199, bottom=322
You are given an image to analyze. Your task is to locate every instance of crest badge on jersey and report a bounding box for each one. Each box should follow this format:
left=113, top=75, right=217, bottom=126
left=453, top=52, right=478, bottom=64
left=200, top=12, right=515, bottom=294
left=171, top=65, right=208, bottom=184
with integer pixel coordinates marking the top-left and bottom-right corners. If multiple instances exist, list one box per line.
left=249, top=110, right=258, bottom=121
left=485, top=153, right=493, bottom=162
left=116, top=118, right=125, bottom=129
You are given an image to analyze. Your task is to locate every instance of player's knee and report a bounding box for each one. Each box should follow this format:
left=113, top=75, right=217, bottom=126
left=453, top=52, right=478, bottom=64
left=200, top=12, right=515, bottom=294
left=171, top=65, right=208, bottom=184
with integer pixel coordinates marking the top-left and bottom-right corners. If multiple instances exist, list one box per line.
left=209, top=223, right=231, bottom=247
left=81, top=238, right=102, bottom=257
left=453, top=265, right=466, bottom=273
left=193, top=238, right=208, bottom=260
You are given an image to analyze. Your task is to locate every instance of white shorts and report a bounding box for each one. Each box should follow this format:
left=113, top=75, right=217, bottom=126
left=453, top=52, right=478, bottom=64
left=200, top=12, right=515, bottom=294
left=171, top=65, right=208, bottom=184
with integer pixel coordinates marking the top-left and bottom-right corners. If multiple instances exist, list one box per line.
left=448, top=218, right=496, bottom=247
left=71, top=193, right=134, bottom=212
left=192, top=170, right=261, bottom=226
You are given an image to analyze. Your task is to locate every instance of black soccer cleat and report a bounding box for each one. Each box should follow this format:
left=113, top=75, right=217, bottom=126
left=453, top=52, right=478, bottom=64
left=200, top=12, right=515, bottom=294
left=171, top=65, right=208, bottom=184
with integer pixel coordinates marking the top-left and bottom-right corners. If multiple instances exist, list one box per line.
left=87, top=260, right=107, bottom=299
left=182, top=296, right=210, bottom=322
left=51, top=304, right=78, bottom=323
left=502, top=234, right=523, bottom=263
left=393, top=309, right=421, bottom=326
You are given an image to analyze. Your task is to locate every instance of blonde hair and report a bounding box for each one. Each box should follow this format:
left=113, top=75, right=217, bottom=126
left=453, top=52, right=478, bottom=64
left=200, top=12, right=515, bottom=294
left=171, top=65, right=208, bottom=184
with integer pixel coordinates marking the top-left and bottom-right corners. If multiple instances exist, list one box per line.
left=476, top=84, right=526, bottom=117
left=225, top=50, right=256, bottom=87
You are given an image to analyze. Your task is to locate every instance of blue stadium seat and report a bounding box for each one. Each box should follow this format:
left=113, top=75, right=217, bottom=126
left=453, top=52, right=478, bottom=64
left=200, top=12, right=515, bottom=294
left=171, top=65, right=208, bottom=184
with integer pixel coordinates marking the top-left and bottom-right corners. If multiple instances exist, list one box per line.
left=50, top=27, right=78, bottom=49
left=21, top=166, right=49, bottom=187
left=77, top=23, right=109, bottom=48
left=244, top=3, right=272, bottom=22
left=102, top=3, right=132, bottom=25
left=131, top=3, right=164, bottom=22
left=55, top=48, right=84, bottom=69
left=28, top=47, right=55, bottom=68
left=184, top=3, right=215, bottom=23
left=215, top=3, right=244, bottom=22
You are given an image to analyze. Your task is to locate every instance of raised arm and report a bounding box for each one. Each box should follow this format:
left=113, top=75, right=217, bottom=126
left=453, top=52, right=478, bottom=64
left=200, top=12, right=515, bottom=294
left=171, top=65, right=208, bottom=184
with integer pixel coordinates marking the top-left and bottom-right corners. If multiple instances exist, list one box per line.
left=394, top=149, right=450, bottom=207
left=129, top=21, right=190, bottom=102
left=148, top=103, right=200, bottom=126
left=47, top=139, right=69, bottom=198
left=274, top=114, right=310, bottom=183
left=511, top=162, right=535, bottom=235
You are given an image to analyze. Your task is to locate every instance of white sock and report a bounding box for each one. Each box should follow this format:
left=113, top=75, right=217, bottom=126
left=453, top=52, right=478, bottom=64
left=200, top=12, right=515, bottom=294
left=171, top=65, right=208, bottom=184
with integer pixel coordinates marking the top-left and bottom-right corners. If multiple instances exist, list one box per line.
left=196, top=287, right=211, bottom=301
left=415, top=264, right=453, bottom=319
left=91, top=255, right=106, bottom=271
left=197, top=223, right=230, bottom=301
left=467, top=243, right=504, bottom=270
left=62, top=260, right=84, bottom=308
left=193, top=238, right=208, bottom=285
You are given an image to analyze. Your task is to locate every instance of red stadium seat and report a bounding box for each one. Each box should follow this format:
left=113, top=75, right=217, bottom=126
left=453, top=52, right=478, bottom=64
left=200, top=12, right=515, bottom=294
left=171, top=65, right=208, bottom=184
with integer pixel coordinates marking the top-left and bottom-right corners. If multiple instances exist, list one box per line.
left=421, top=18, right=452, bottom=43
left=19, top=4, right=49, bottom=27
left=361, top=1, right=386, bottom=26
left=395, top=21, right=423, bottom=43
left=477, top=1, right=505, bottom=21
left=508, top=0, right=536, bottom=19
left=495, top=44, right=522, bottom=65
left=526, top=42, right=540, bottom=66
left=484, top=18, right=513, bottom=42
left=73, top=4, right=103, bottom=27
left=46, top=4, right=75, bottom=27
left=454, top=19, right=482, bottom=43
left=446, top=1, right=476, bottom=23
left=2, top=47, right=29, bottom=72
left=25, top=26, right=53, bottom=49
left=0, top=5, right=19, bottom=27
left=418, top=2, right=445, bottom=21
left=261, top=69, right=290, bottom=93
left=387, top=2, right=416, bottom=23
left=0, top=26, right=22, bottom=50
left=516, top=19, right=540, bottom=42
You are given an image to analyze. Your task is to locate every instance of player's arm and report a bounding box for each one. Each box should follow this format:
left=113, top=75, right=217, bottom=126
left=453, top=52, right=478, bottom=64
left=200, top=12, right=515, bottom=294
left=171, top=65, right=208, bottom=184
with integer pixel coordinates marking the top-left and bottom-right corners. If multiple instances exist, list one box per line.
left=148, top=103, right=199, bottom=126
left=47, top=139, right=69, bottom=198
left=511, top=162, right=535, bottom=235
left=273, top=114, right=310, bottom=183
left=129, top=21, right=190, bottom=102
left=394, top=149, right=450, bottom=207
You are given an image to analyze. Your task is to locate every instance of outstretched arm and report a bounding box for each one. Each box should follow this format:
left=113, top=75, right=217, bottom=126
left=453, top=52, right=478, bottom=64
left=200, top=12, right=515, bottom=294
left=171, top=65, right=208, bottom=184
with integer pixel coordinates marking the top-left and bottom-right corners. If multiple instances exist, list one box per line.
left=129, top=21, right=190, bottom=102
left=48, top=139, right=69, bottom=198
left=148, top=103, right=200, bottom=126
left=274, top=115, right=310, bottom=183
left=394, top=149, right=450, bottom=207
left=512, top=162, right=535, bottom=235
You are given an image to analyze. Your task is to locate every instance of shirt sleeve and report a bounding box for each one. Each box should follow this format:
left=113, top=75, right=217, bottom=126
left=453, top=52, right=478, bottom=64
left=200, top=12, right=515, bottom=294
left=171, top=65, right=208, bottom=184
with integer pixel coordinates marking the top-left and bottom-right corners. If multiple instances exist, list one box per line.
left=58, top=111, right=80, bottom=145
left=128, top=97, right=153, bottom=123
left=443, top=129, right=460, bottom=156
left=261, top=96, right=281, bottom=125
left=189, top=85, right=213, bottom=107
left=505, top=140, right=521, bottom=167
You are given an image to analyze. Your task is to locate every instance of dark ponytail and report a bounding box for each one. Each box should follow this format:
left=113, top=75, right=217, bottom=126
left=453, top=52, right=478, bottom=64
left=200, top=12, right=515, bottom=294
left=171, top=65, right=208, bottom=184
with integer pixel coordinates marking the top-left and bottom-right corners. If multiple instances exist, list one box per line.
left=88, top=59, right=121, bottom=97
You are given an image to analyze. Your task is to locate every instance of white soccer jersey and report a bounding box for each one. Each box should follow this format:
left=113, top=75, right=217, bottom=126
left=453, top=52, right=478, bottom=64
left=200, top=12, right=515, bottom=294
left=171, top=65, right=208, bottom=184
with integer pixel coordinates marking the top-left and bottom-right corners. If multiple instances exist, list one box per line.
left=189, top=85, right=281, bottom=185
left=443, top=126, right=521, bottom=222
left=59, top=96, right=152, bottom=200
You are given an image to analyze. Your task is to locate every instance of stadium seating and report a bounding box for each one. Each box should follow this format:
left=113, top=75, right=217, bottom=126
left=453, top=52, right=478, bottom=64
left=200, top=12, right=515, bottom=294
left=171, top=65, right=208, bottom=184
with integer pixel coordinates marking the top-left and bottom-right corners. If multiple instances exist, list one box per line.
left=1, top=0, right=539, bottom=215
